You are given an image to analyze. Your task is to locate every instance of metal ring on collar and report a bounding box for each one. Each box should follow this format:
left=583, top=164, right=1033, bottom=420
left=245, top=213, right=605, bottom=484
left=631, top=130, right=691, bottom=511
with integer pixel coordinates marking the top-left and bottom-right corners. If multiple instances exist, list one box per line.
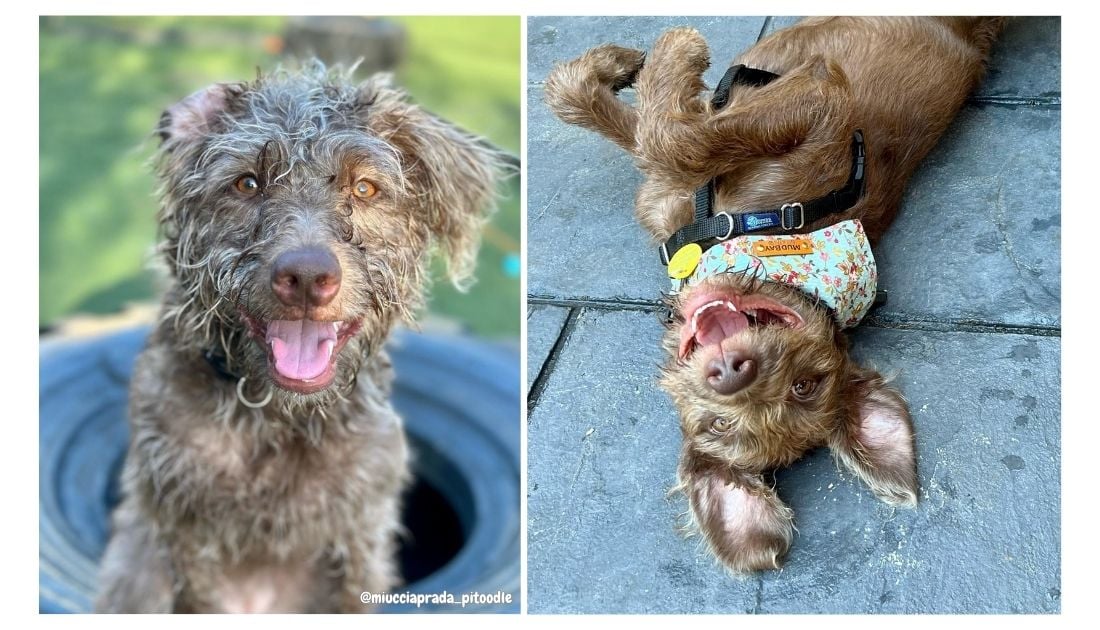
left=715, top=212, right=735, bottom=240
left=236, top=377, right=273, bottom=408
left=781, top=202, right=805, bottom=230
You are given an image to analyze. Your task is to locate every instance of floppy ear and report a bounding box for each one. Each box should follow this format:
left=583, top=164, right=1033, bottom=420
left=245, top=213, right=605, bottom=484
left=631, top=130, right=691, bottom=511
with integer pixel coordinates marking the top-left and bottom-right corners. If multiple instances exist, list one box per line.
left=361, top=81, right=506, bottom=290
left=156, top=83, right=243, bottom=146
left=154, top=83, right=247, bottom=186
left=678, top=446, right=793, bottom=572
left=830, top=367, right=919, bottom=506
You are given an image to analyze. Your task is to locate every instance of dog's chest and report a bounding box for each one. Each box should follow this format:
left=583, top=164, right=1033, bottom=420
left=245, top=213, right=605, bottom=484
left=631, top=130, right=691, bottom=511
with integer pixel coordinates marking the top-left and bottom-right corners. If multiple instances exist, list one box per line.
left=178, top=423, right=369, bottom=535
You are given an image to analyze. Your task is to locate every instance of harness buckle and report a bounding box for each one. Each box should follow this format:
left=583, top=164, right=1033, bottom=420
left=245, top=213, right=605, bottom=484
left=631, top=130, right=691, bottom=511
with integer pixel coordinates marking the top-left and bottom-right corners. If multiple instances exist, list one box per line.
left=715, top=212, right=735, bottom=240
left=780, top=202, right=805, bottom=230
left=659, top=242, right=670, bottom=265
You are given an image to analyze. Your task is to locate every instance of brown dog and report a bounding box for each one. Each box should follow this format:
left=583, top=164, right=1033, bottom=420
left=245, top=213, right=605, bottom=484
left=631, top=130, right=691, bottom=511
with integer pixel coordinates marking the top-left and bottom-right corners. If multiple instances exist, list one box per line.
left=545, top=17, right=1002, bottom=572
left=94, top=63, right=505, bottom=612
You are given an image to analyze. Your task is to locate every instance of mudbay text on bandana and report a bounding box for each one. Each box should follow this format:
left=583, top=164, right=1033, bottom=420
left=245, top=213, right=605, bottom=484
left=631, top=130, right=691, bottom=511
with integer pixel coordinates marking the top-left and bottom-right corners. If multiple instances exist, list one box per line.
left=674, top=220, right=877, bottom=328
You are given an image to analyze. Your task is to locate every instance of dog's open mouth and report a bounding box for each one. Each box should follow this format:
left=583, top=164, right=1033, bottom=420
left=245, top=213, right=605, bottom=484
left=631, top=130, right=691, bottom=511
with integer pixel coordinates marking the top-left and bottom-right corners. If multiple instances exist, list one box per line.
left=243, top=313, right=362, bottom=394
left=678, top=290, right=804, bottom=360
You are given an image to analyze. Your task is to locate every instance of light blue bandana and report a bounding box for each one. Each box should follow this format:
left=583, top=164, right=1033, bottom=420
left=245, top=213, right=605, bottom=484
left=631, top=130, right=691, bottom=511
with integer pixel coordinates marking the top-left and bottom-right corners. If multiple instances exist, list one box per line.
left=675, top=220, right=878, bottom=328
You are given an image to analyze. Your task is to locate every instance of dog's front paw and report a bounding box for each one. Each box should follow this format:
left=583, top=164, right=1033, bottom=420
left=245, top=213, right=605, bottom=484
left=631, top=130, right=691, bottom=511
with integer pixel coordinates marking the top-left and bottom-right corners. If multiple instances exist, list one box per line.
left=650, top=27, right=710, bottom=74
left=545, top=44, right=646, bottom=151
left=547, top=44, right=645, bottom=96
left=592, top=44, right=647, bottom=91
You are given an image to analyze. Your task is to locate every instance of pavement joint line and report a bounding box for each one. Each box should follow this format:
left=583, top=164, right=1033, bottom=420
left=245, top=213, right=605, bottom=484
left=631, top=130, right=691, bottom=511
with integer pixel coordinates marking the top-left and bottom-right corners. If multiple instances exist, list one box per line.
left=751, top=575, right=765, bottom=613
left=862, top=315, right=1060, bottom=337
left=757, top=16, right=774, bottom=42
left=527, top=307, right=581, bottom=414
left=967, top=95, right=1061, bottom=109
left=528, top=295, right=665, bottom=312
left=527, top=295, right=1061, bottom=337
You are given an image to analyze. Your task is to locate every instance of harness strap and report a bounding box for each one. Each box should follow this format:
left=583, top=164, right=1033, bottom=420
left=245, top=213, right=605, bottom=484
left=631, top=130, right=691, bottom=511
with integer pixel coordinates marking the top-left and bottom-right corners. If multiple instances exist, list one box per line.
left=660, top=63, right=867, bottom=264
left=690, top=65, right=780, bottom=226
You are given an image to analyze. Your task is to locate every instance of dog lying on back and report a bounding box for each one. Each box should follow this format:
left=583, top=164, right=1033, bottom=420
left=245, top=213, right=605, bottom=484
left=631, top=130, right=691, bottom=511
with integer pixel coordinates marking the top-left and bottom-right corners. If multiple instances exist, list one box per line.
left=95, top=63, right=506, bottom=612
left=546, top=17, right=1002, bottom=571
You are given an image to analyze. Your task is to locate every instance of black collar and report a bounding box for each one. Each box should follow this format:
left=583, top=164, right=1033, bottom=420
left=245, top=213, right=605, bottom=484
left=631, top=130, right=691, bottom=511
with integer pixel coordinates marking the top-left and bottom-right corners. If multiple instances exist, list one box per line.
left=203, top=348, right=240, bottom=382
left=660, top=64, right=867, bottom=265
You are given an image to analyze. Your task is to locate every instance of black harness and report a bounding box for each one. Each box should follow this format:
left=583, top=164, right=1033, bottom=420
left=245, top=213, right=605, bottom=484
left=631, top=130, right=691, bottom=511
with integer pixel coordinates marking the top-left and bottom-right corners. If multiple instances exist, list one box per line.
left=659, top=64, right=867, bottom=266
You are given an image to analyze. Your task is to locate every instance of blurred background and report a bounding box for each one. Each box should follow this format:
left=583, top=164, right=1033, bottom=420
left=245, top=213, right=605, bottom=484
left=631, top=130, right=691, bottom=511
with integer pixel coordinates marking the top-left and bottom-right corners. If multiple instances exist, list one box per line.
left=39, top=15, right=520, bottom=339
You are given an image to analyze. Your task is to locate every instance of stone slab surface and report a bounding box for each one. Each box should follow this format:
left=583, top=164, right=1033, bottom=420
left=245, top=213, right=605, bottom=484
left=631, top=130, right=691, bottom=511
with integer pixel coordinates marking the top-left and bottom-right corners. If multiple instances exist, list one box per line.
left=876, top=105, right=1061, bottom=328
left=526, top=309, right=1060, bottom=613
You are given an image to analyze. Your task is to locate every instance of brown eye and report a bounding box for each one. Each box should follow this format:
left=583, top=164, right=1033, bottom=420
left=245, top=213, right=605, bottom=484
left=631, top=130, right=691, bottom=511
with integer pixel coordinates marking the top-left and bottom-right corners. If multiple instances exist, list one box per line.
left=352, top=179, right=377, bottom=199
left=710, top=417, right=733, bottom=434
left=792, top=378, right=818, bottom=399
left=234, top=175, right=260, bottom=196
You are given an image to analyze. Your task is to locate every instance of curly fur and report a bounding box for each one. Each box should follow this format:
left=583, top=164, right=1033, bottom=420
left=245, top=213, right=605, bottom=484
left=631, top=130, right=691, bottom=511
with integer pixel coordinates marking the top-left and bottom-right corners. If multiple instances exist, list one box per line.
left=96, top=61, right=508, bottom=612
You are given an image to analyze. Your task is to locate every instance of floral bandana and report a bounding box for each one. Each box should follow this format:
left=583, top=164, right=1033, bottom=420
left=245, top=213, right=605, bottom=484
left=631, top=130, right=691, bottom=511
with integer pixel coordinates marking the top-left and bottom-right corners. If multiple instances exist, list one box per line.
left=674, top=219, right=877, bottom=329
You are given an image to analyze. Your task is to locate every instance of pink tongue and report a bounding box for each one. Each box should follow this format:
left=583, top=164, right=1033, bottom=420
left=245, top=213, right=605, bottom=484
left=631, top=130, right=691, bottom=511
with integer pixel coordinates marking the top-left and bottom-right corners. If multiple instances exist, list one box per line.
left=696, top=308, right=749, bottom=346
left=677, top=306, right=749, bottom=359
left=266, top=320, right=338, bottom=381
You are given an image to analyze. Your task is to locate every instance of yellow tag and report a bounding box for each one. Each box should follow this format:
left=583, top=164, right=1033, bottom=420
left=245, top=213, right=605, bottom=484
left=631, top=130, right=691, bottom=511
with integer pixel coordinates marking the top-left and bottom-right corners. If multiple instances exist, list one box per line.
left=668, top=243, right=703, bottom=279
left=752, top=238, right=814, bottom=257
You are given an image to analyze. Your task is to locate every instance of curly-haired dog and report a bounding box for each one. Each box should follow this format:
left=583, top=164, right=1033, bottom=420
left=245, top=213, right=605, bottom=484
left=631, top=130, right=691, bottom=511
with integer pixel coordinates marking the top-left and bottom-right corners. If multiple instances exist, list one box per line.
left=545, top=17, right=1002, bottom=572
left=95, top=64, right=506, bottom=612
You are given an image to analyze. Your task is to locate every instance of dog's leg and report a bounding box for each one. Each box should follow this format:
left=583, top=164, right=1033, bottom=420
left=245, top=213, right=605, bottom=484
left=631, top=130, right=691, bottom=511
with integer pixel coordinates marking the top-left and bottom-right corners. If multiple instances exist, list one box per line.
left=633, top=28, right=715, bottom=180
left=544, top=44, right=645, bottom=152
left=335, top=527, right=401, bottom=612
left=678, top=449, right=794, bottom=572
left=830, top=367, right=919, bottom=506
left=635, top=27, right=710, bottom=118
left=94, top=497, right=176, bottom=613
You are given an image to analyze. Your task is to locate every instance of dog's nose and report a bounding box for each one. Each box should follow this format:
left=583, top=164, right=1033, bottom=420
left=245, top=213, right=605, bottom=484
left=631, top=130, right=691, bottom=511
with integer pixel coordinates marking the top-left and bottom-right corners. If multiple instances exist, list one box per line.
left=270, top=247, right=342, bottom=307
left=705, top=349, right=758, bottom=395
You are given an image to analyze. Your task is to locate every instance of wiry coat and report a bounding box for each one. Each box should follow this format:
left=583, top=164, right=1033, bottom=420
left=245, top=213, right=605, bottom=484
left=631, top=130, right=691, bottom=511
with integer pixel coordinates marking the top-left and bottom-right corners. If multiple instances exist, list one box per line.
left=96, top=64, right=506, bottom=612
left=545, top=18, right=1002, bottom=573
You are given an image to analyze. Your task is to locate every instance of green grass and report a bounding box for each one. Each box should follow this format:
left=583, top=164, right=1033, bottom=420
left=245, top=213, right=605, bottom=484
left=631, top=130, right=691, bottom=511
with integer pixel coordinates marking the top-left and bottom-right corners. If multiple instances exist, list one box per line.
left=39, top=16, right=520, bottom=338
